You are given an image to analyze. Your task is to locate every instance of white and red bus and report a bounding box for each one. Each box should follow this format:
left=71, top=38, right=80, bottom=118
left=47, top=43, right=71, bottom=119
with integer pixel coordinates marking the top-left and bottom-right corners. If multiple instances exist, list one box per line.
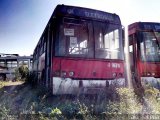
left=33, top=5, right=125, bottom=94
left=129, top=22, right=160, bottom=89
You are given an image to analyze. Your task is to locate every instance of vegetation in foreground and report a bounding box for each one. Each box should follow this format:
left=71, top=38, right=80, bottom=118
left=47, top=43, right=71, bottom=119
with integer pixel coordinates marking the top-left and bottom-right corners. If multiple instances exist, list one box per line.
left=0, top=80, right=160, bottom=120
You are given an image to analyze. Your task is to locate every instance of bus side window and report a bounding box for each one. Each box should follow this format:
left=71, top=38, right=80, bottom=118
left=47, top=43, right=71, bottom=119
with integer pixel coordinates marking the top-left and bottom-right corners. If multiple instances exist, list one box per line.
left=129, top=45, right=133, bottom=66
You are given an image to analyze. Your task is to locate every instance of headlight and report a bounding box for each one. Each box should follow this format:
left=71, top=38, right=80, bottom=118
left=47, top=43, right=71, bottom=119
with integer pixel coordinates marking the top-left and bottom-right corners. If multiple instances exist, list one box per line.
left=152, top=73, right=155, bottom=76
left=69, top=71, right=74, bottom=77
left=147, top=72, right=151, bottom=76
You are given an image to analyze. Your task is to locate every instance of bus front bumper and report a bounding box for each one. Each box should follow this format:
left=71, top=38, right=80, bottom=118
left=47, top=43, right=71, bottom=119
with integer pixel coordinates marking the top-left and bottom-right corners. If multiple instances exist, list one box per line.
left=141, top=77, right=160, bottom=89
left=52, top=77, right=125, bottom=94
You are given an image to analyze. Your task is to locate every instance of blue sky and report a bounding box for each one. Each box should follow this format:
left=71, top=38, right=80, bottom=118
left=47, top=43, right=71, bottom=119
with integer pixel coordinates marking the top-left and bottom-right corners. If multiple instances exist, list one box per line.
left=0, top=0, right=160, bottom=56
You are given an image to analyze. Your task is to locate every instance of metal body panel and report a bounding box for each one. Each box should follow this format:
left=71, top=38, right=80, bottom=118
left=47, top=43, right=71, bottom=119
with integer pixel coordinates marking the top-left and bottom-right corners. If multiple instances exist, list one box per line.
left=52, top=77, right=125, bottom=94
left=52, top=57, right=124, bottom=79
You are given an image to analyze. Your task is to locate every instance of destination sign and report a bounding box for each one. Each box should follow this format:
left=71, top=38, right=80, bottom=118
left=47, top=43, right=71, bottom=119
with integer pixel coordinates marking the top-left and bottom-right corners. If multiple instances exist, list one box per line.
left=84, top=11, right=114, bottom=21
left=55, top=5, right=121, bottom=24
left=140, top=22, right=160, bottom=31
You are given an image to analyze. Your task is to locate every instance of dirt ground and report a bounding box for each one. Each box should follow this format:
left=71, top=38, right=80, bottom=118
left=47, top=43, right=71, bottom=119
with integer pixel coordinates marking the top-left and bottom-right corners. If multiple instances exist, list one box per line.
left=0, top=81, right=39, bottom=114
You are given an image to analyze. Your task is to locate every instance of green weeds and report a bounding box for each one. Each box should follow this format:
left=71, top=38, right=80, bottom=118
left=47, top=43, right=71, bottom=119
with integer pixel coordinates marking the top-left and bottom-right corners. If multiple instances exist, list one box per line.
left=0, top=81, right=160, bottom=119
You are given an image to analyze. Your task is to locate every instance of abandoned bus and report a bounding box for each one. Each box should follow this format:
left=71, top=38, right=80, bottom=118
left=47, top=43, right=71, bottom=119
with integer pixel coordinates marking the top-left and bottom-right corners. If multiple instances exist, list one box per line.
left=129, top=22, right=160, bottom=89
left=33, top=5, right=125, bottom=94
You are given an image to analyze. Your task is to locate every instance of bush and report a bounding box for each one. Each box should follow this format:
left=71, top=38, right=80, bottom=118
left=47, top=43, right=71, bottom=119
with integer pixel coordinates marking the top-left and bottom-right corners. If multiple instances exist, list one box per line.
left=143, top=87, right=160, bottom=113
left=19, top=65, right=29, bottom=79
left=116, top=88, right=142, bottom=114
left=14, top=65, right=29, bottom=81
left=0, top=105, right=10, bottom=119
left=50, top=107, right=62, bottom=116
left=0, top=81, right=5, bottom=88
left=59, top=101, right=79, bottom=119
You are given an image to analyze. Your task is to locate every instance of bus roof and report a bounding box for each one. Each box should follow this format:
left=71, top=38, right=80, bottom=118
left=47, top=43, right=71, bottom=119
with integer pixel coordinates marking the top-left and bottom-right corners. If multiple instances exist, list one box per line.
left=53, top=4, right=121, bottom=24
left=129, top=22, right=160, bottom=32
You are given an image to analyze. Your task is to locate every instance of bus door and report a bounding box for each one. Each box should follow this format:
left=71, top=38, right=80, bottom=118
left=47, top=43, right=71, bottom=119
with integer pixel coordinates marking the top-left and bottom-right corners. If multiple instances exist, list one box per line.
left=129, top=33, right=141, bottom=87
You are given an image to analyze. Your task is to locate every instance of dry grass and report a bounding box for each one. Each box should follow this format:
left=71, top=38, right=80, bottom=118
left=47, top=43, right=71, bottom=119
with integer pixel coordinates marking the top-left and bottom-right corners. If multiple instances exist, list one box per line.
left=0, top=81, right=160, bottom=119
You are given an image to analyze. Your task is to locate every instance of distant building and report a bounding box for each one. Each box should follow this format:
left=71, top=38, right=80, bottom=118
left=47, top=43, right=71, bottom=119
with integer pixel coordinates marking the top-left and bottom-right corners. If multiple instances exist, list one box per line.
left=0, top=53, right=33, bottom=80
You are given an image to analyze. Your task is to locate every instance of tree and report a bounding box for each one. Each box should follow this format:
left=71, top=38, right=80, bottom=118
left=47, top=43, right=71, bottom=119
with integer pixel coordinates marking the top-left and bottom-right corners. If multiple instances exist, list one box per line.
left=15, top=65, right=29, bottom=81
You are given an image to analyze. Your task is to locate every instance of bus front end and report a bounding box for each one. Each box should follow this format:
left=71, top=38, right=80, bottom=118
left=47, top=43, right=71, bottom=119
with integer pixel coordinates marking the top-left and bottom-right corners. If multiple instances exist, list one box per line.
left=129, top=22, right=160, bottom=89
left=139, top=27, right=160, bottom=89
left=51, top=5, right=125, bottom=94
left=52, top=58, right=125, bottom=94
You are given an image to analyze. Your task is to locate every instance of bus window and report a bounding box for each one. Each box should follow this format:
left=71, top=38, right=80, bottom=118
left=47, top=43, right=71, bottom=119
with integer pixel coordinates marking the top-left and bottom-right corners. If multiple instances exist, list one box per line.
left=12, top=61, right=17, bottom=68
left=0, top=61, right=5, bottom=67
left=94, top=21, right=123, bottom=60
left=139, top=32, right=160, bottom=62
left=7, top=61, right=12, bottom=68
left=56, top=18, right=89, bottom=57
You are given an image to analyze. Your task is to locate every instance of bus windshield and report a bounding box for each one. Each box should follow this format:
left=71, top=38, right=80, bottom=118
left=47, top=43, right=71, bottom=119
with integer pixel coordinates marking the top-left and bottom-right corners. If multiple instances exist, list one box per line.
left=56, top=17, right=124, bottom=60
left=94, top=21, right=123, bottom=60
left=140, top=31, right=160, bottom=62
